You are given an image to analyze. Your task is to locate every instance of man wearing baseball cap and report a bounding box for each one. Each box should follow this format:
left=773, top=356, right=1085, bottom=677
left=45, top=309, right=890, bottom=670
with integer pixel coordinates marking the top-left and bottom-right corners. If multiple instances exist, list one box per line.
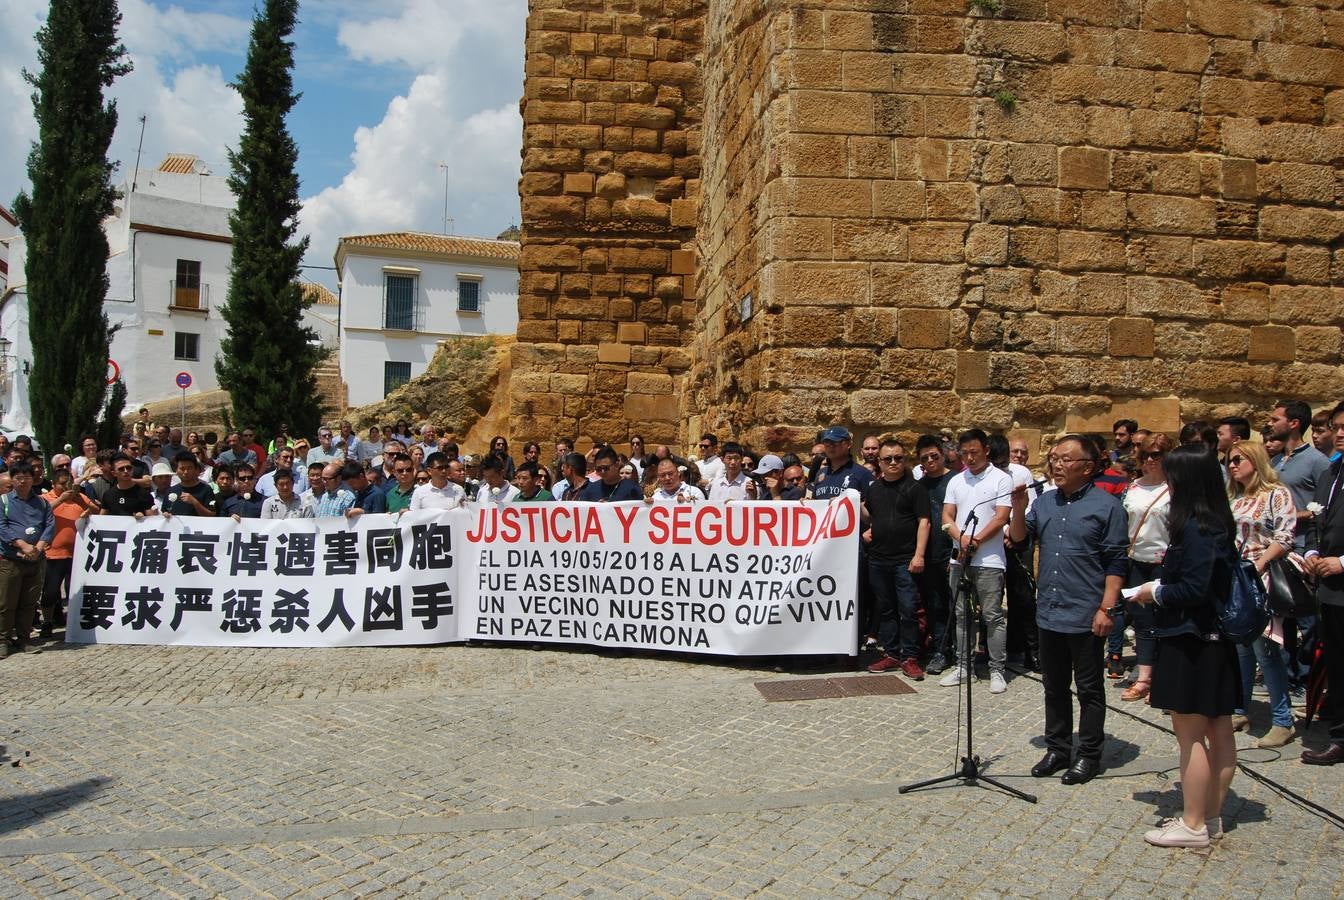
left=811, top=426, right=873, bottom=500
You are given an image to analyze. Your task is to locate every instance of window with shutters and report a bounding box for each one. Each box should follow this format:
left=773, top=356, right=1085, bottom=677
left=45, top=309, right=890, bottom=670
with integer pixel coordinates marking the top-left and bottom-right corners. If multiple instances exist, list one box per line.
left=384, top=361, right=412, bottom=396
left=458, top=278, right=481, bottom=313
left=383, top=273, right=418, bottom=330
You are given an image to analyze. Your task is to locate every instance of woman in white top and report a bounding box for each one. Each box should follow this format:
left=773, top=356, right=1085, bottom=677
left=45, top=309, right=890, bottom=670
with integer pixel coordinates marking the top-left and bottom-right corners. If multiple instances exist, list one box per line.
left=1118, top=433, right=1173, bottom=702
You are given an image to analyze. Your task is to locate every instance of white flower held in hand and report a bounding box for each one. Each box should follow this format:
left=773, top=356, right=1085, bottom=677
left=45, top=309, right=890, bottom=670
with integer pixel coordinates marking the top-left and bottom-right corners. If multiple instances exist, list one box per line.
left=1307, top=502, right=1325, bottom=517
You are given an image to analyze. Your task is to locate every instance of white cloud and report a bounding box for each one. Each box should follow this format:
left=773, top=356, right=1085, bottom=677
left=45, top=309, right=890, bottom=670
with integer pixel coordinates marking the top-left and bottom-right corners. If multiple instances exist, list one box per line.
left=300, top=73, right=521, bottom=266
left=300, top=0, right=525, bottom=274
left=0, top=0, right=248, bottom=209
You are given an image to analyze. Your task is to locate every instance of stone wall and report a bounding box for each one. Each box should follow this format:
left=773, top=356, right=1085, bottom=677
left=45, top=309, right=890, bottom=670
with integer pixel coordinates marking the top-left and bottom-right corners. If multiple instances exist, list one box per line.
left=513, top=0, right=705, bottom=447
left=519, top=0, right=1344, bottom=452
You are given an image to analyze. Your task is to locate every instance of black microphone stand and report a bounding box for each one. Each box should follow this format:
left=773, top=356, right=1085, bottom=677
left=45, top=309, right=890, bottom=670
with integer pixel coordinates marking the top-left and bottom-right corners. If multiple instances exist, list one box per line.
left=900, top=501, right=1038, bottom=803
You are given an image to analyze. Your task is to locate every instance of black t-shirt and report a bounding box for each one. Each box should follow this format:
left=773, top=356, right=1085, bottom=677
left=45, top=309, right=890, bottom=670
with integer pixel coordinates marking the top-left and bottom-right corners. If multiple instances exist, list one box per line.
left=104, top=484, right=155, bottom=516
left=920, top=470, right=955, bottom=561
left=864, top=474, right=931, bottom=562
left=163, top=481, right=217, bottom=516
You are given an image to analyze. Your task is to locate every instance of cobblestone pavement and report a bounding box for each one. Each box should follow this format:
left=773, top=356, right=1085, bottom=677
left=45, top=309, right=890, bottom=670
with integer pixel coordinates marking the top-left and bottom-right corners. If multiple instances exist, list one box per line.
left=2, top=639, right=1342, bottom=897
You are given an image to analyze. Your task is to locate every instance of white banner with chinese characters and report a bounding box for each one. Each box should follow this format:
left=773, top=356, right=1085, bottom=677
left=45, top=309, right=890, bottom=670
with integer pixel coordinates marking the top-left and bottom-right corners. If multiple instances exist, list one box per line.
left=67, top=493, right=861, bottom=655
left=67, top=510, right=463, bottom=647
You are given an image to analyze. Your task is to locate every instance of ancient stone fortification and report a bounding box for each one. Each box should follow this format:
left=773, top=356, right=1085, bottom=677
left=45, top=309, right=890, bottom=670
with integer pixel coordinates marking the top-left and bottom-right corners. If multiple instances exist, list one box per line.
left=516, top=0, right=1344, bottom=452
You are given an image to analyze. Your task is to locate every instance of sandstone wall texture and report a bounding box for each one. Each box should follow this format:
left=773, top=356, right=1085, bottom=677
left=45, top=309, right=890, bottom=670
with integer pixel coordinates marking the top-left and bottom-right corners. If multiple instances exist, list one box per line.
left=518, top=0, right=1344, bottom=452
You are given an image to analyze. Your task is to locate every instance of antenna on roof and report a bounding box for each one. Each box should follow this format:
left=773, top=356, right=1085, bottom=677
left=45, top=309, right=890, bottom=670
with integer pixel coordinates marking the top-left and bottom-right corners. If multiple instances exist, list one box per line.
left=131, top=115, right=147, bottom=192
left=437, top=162, right=454, bottom=235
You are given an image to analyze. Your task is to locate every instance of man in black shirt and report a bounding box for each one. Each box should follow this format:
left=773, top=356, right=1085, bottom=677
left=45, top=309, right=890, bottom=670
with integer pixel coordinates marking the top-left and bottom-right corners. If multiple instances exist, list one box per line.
left=577, top=447, right=642, bottom=502
left=101, top=453, right=155, bottom=519
left=915, top=434, right=957, bottom=674
left=863, top=439, right=931, bottom=678
left=161, top=453, right=217, bottom=517
left=223, top=463, right=264, bottom=519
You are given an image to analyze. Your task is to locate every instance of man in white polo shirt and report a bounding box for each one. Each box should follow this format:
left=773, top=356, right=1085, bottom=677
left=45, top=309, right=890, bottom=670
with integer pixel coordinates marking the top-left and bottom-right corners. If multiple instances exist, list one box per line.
left=939, top=428, right=1014, bottom=694
left=410, top=452, right=466, bottom=510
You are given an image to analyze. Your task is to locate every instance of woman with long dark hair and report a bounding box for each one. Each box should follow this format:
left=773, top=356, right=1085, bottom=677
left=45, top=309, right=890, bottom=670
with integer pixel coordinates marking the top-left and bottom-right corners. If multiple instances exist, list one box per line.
left=489, top=435, right=516, bottom=480
left=1135, top=444, right=1240, bottom=847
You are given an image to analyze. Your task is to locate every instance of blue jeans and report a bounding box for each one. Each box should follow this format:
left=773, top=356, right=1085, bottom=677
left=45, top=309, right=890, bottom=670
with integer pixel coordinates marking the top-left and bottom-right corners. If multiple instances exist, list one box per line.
left=869, top=558, right=920, bottom=660
left=1237, top=635, right=1292, bottom=727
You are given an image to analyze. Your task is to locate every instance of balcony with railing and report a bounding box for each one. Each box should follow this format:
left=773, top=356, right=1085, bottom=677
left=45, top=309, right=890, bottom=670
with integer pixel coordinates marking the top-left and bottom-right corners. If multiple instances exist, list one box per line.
left=169, top=281, right=210, bottom=314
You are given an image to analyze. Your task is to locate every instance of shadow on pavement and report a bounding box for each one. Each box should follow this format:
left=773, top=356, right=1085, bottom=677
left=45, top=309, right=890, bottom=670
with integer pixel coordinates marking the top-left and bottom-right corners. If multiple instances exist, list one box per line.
left=0, top=778, right=109, bottom=837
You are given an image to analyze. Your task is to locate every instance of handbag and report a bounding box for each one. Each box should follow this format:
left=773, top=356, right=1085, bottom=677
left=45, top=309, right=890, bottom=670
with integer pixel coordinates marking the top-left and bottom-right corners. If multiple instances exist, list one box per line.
left=1265, top=554, right=1316, bottom=619
left=1218, top=542, right=1272, bottom=645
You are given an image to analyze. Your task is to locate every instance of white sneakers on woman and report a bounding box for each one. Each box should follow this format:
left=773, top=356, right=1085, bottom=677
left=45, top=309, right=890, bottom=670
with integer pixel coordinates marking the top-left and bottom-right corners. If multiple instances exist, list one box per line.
left=1144, top=816, right=1221, bottom=847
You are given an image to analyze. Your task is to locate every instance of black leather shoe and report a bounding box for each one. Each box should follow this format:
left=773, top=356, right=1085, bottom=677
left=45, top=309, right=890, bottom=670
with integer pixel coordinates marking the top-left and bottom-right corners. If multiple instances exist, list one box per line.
left=1061, top=757, right=1100, bottom=785
left=1301, top=743, right=1344, bottom=766
left=1031, top=750, right=1070, bottom=778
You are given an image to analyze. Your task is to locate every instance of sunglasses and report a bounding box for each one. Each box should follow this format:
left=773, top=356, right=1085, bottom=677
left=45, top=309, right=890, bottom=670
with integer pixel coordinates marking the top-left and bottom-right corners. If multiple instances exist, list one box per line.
left=918, top=452, right=941, bottom=462
left=699, top=443, right=711, bottom=449
left=1140, top=451, right=1164, bottom=461
left=114, top=466, right=132, bottom=473
left=236, top=474, right=255, bottom=480
left=785, top=476, right=806, bottom=484
left=880, top=454, right=905, bottom=463
left=1227, top=456, right=1247, bottom=467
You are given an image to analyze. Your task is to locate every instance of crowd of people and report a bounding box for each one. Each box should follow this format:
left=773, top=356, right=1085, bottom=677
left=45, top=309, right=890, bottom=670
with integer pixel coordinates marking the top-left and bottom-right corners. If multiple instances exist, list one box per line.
left=3, top=398, right=1344, bottom=848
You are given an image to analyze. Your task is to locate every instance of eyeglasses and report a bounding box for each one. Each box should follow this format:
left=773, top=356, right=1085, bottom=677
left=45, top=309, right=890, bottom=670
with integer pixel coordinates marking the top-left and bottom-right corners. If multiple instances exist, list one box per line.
left=595, top=464, right=612, bottom=472
left=236, top=474, right=255, bottom=481
left=786, top=476, right=806, bottom=484
left=1227, top=456, right=1247, bottom=467
left=699, top=443, right=711, bottom=449
left=918, top=452, right=941, bottom=462
left=394, top=467, right=413, bottom=475
left=1140, top=451, right=1164, bottom=461
left=55, top=463, right=70, bottom=469
left=428, top=463, right=449, bottom=470
left=114, top=466, right=132, bottom=473
left=880, top=454, right=905, bottom=463
left=1046, top=455, right=1089, bottom=466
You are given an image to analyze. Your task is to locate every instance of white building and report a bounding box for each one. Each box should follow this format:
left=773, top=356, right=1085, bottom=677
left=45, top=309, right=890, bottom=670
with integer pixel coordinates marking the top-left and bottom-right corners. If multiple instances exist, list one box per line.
left=335, top=232, right=519, bottom=408
left=0, top=154, right=339, bottom=433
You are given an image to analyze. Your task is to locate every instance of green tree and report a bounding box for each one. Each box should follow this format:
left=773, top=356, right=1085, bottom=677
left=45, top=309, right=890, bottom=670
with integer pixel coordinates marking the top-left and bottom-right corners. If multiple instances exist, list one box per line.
left=12, top=0, right=131, bottom=455
left=216, top=0, right=321, bottom=440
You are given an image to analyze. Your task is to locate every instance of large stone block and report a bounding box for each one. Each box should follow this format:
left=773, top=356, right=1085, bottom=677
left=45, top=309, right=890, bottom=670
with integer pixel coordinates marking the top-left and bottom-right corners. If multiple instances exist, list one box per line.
left=898, top=309, right=952, bottom=348
left=1108, top=317, right=1155, bottom=357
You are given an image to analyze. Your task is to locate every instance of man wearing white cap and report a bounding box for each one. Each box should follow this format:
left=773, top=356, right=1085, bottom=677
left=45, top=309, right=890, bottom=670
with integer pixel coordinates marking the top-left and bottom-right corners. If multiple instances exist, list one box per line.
left=752, top=454, right=787, bottom=500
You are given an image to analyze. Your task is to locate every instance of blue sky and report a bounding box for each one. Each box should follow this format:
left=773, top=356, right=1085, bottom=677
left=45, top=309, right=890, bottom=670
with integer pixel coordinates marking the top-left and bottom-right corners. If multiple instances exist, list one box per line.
left=1, top=0, right=527, bottom=284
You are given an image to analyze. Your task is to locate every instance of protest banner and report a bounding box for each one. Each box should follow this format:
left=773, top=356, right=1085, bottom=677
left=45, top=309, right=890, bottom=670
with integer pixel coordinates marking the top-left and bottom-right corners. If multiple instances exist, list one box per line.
left=67, top=492, right=861, bottom=655
left=67, top=510, right=463, bottom=647
left=460, top=492, right=860, bottom=655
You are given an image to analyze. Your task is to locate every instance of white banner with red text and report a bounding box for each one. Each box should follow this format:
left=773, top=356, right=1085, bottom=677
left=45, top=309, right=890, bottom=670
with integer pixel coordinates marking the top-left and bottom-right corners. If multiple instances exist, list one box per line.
left=67, top=493, right=860, bottom=655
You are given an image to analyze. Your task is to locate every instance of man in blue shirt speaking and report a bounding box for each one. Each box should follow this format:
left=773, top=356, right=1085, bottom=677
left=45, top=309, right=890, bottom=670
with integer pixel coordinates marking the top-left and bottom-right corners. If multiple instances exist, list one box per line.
left=1009, top=434, right=1128, bottom=786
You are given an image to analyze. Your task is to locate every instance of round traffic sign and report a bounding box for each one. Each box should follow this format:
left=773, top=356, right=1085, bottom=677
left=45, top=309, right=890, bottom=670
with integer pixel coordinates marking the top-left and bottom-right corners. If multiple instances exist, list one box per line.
left=175, top=371, right=193, bottom=389
left=107, top=359, right=120, bottom=385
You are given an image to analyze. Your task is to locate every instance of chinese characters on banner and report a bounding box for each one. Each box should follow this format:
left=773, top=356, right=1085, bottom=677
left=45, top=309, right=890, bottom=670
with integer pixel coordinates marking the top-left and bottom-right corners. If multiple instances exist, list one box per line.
left=69, top=493, right=860, bottom=655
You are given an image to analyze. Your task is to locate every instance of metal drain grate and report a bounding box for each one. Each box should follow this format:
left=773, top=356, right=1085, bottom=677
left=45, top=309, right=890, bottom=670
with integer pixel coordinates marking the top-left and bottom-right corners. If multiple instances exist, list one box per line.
left=754, top=674, right=918, bottom=702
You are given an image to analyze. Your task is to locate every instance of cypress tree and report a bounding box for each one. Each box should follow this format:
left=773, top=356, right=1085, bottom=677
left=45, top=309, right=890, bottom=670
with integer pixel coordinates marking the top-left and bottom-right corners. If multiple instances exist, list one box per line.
left=216, top=0, right=321, bottom=440
left=12, top=0, right=131, bottom=455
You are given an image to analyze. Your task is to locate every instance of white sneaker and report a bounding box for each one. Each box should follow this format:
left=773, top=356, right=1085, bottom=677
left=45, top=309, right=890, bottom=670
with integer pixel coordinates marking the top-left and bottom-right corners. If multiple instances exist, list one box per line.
left=989, top=671, right=1007, bottom=694
left=1162, top=815, right=1222, bottom=840
left=1144, top=817, right=1209, bottom=847
left=938, top=667, right=973, bottom=687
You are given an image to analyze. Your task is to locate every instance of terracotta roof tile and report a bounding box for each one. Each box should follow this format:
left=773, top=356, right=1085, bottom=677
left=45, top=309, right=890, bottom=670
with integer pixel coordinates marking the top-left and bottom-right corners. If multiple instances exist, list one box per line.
left=340, top=231, right=520, bottom=262
left=156, top=153, right=201, bottom=174
left=300, top=281, right=338, bottom=306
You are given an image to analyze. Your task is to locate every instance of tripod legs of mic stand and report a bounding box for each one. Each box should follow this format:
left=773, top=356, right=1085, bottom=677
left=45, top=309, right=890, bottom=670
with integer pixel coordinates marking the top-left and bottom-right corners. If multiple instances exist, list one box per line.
left=898, top=548, right=1037, bottom=804
left=897, top=754, right=1038, bottom=803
